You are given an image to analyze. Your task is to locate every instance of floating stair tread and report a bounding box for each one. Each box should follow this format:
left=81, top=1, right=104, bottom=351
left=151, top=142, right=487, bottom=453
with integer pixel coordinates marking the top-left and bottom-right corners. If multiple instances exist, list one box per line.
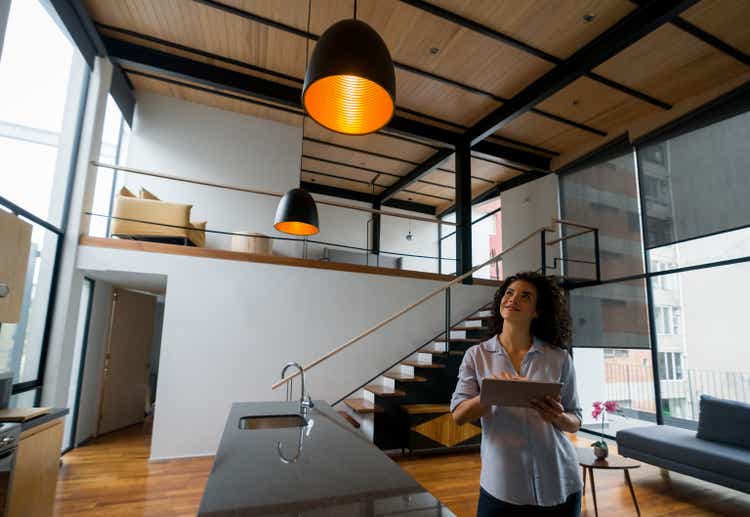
left=337, top=410, right=361, bottom=428
left=383, top=372, right=427, bottom=382
left=419, top=349, right=448, bottom=355
left=365, top=384, right=406, bottom=397
left=451, top=326, right=489, bottom=331
left=401, top=360, right=445, bottom=369
left=449, top=350, right=466, bottom=356
left=343, top=398, right=383, bottom=414
left=465, top=316, right=492, bottom=321
left=402, top=404, right=451, bottom=415
left=434, top=337, right=483, bottom=343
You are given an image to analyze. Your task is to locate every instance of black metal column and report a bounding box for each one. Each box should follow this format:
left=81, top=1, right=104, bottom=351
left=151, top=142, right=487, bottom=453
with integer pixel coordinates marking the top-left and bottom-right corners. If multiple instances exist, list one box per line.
left=455, top=141, right=472, bottom=284
left=371, top=200, right=381, bottom=255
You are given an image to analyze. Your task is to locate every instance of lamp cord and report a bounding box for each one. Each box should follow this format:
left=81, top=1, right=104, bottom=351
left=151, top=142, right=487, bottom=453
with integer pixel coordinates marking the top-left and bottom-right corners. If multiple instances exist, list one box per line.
left=299, top=0, right=312, bottom=187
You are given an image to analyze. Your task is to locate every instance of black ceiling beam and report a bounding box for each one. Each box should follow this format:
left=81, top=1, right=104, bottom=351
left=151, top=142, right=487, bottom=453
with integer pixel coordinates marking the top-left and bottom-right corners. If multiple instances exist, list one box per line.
left=464, top=0, right=699, bottom=146
left=43, top=0, right=107, bottom=68
left=400, top=0, right=671, bottom=111
left=670, top=17, right=750, bottom=66
left=629, top=0, right=750, bottom=67
left=105, top=36, right=549, bottom=168
left=191, top=0, right=607, bottom=137
left=302, top=169, right=451, bottom=201
left=376, top=149, right=454, bottom=203
left=301, top=182, right=436, bottom=215
left=437, top=170, right=548, bottom=218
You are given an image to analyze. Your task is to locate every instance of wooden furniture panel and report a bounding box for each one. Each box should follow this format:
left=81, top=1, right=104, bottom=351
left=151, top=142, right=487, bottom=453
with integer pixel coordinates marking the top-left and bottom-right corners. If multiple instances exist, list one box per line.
left=427, top=0, right=636, bottom=60
left=8, top=419, right=64, bottom=517
left=0, top=211, right=31, bottom=323
left=593, top=24, right=749, bottom=105
left=682, top=0, right=750, bottom=55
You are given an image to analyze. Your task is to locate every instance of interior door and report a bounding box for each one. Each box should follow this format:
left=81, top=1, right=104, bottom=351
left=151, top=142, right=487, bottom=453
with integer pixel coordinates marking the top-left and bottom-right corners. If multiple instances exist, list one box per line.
left=97, top=288, right=156, bottom=435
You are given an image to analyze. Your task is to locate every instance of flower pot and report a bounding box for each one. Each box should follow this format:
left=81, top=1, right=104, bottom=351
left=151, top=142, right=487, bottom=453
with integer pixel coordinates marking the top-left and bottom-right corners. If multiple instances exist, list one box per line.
left=594, top=444, right=609, bottom=460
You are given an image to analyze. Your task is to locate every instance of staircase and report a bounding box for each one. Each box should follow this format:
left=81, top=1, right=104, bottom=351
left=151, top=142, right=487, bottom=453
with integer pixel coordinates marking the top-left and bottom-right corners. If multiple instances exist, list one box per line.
left=338, top=304, right=494, bottom=452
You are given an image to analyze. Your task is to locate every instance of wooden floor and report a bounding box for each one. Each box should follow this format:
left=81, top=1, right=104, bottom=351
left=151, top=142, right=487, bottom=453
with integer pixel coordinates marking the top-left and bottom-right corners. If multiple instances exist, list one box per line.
left=55, top=425, right=750, bottom=516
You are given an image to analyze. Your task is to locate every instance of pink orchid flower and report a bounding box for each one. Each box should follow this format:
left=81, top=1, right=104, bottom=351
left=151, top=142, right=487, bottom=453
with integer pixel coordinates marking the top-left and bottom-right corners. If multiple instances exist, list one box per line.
left=604, top=401, right=619, bottom=413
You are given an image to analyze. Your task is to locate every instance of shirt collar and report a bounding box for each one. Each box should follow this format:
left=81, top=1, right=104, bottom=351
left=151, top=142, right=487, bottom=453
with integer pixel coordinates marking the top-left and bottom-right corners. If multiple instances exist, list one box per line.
left=483, top=335, right=546, bottom=355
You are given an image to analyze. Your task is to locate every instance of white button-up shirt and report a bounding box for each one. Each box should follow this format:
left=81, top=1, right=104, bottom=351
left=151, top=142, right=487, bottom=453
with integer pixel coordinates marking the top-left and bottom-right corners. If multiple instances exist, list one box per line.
left=450, top=335, right=583, bottom=506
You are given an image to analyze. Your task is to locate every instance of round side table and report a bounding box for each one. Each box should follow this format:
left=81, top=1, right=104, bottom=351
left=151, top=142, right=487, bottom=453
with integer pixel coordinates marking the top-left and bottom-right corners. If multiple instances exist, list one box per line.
left=576, top=447, right=641, bottom=517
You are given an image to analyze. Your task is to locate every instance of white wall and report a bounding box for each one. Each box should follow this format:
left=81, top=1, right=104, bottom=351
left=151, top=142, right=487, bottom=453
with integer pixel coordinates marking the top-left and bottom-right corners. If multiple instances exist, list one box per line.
left=123, top=91, right=302, bottom=254
left=500, top=174, right=561, bottom=276
left=76, top=245, right=496, bottom=460
left=75, top=280, right=112, bottom=444
left=380, top=212, right=440, bottom=273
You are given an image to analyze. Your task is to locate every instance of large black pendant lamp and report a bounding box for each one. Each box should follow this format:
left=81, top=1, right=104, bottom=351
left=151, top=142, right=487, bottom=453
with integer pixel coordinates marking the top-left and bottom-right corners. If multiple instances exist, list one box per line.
left=302, top=1, right=396, bottom=135
left=274, top=188, right=319, bottom=236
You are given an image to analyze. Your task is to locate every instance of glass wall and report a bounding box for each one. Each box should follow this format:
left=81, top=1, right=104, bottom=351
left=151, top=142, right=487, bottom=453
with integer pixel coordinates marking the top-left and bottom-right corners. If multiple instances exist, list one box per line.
left=560, top=96, right=750, bottom=436
left=0, top=0, right=89, bottom=401
left=439, top=199, right=502, bottom=278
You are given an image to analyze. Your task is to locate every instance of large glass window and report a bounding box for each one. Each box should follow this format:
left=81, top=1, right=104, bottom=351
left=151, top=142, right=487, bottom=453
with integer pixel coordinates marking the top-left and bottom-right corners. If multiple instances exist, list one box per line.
left=89, top=95, right=130, bottom=237
left=0, top=0, right=89, bottom=401
left=559, top=152, right=643, bottom=281
left=0, top=218, right=58, bottom=385
left=0, top=0, right=80, bottom=227
left=639, top=109, right=750, bottom=249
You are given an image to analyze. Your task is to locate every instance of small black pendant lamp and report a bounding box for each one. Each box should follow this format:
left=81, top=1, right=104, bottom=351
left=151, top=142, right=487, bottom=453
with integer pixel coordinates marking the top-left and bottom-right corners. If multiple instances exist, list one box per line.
left=302, top=1, right=396, bottom=135
left=274, top=188, right=319, bottom=236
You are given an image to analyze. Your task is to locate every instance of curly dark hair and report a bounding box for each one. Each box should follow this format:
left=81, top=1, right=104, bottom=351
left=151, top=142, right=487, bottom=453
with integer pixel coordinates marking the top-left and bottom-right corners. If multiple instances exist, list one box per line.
left=488, top=271, right=572, bottom=352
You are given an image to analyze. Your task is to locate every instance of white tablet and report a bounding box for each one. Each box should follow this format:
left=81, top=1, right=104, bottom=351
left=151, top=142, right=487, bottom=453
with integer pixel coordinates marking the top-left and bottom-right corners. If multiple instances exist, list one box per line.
left=480, top=378, right=563, bottom=408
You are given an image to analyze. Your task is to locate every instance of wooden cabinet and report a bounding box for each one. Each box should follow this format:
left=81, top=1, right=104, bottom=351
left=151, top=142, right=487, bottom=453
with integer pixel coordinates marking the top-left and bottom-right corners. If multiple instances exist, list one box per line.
left=0, top=210, right=32, bottom=323
left=7, top=419, right=64, bottom=517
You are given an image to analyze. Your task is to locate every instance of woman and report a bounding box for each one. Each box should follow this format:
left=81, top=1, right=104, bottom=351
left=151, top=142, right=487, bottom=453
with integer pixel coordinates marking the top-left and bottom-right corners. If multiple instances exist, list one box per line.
left=451, top=271, right=582, bottom=517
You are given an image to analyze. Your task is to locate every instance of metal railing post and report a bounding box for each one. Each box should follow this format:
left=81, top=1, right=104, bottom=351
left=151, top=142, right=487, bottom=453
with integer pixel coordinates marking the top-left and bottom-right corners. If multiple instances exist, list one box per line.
left=593, top=228, right=601, bottom=282
left=444, top=288, right=451, bottom=353
left=540, top=229, right=547, bottom=276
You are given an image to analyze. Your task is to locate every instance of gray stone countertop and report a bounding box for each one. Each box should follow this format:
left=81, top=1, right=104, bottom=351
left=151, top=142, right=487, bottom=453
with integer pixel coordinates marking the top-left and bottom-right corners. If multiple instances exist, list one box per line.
left=198, top=401, right=456, bottom=516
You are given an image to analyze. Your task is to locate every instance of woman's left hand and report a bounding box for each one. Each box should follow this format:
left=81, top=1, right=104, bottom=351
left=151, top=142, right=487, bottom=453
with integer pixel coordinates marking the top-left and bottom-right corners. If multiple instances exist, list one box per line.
left=530, top=395, right=564, bottom=423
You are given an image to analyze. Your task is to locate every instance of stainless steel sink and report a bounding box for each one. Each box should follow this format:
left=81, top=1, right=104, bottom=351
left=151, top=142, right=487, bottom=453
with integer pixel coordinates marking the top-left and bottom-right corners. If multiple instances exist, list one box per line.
left=239, top=414, right=308, bottom=430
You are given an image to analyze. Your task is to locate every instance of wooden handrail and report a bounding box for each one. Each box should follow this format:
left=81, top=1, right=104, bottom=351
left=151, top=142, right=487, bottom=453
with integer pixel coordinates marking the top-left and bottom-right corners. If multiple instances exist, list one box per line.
left=553, top=218, right=598, bottom=232
left=271, top=222, right=556, bottom=390
left=91, top=161, right=456, bottom=226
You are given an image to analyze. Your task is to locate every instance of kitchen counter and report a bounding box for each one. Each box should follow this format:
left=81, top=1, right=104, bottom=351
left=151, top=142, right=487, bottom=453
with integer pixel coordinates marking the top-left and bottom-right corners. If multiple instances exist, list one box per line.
left=199, top=401, right=457, bottom=516
left=20, top=407, right=68, bottom=432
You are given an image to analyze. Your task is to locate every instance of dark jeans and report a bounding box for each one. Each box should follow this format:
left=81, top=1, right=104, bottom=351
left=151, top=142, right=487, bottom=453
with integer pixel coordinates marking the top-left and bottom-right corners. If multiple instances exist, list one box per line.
left=477, top=487, right=581, bottom=517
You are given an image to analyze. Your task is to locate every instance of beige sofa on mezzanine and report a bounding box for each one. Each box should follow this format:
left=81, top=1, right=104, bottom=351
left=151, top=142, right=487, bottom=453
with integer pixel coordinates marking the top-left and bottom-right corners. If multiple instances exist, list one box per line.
left=110, top=187, right=207, bottom=247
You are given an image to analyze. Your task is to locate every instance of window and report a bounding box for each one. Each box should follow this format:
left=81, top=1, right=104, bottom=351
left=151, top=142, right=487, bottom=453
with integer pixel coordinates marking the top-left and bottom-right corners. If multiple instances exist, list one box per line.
left=0, top=0, right=89, bottom=401
left=654, top=306, right=681, bottom=335
left=0, top=0, right=83, bottom=226
left=658, top=352, right=684, bottom=380
left=559, top=152, right=643, bottom=281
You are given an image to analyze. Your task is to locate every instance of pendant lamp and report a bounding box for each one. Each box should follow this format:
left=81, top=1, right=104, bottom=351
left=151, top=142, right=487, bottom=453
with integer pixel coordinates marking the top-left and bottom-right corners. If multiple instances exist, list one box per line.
left=302, top=18, right=396, bottom=135
left=274, top=188, right=319, bottom=236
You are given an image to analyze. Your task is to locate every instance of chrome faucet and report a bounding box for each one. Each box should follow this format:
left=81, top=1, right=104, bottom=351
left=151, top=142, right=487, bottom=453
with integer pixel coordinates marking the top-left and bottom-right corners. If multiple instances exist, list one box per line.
left=280, top=362, right=314, bottom=414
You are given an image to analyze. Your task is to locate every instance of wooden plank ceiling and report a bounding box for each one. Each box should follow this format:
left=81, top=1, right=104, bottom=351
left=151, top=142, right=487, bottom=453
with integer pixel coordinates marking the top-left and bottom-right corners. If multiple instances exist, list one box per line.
left=83, top=0, right=750, bottom=214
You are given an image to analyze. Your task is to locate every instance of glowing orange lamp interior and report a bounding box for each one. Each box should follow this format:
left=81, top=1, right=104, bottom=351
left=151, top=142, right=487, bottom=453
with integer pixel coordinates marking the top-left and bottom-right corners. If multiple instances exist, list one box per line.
left=274, top=221, right=319, bottom=236
left=304, top=74, right=394, bottom=135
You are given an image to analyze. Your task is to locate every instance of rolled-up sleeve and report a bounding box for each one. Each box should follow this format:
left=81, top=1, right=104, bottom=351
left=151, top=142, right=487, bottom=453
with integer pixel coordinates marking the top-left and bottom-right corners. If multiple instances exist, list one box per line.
left=450, top=349, right=480, bottom=412
left=560, top=352, right=582, bottom=424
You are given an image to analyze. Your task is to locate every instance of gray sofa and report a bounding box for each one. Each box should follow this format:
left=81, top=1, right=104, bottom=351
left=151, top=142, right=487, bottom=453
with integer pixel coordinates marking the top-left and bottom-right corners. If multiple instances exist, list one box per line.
left=616, top=395, right=750, bottom=493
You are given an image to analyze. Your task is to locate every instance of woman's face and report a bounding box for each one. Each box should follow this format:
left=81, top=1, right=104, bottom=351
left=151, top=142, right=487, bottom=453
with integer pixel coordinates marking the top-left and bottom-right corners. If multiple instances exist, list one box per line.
left=499, top=280, right=538, bottom=324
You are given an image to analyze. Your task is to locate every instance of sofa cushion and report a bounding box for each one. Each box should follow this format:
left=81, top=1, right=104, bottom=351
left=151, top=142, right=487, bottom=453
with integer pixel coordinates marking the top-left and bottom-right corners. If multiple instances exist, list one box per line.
left=617, top=425, right=750, bottom=482
left=119, top=186, right=136, bottom=198
left=697, top=395, right=750, bottom=449
left=140, top=187, right=160, bottom=201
